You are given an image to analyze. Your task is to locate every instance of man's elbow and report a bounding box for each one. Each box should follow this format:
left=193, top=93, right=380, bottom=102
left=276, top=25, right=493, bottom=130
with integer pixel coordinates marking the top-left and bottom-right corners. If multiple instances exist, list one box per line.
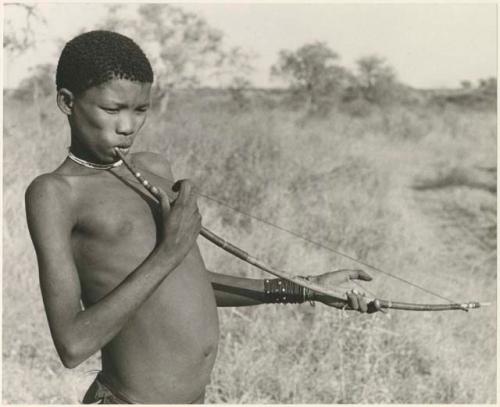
left=56, top=339, right=91, bottom=369
left=60, top=354, right=80, bottom=369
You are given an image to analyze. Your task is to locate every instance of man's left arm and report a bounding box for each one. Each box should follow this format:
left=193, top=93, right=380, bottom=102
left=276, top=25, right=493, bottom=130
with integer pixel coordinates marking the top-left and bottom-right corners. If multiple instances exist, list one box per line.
left=208, top=271, right=267, bottom=306
left=208, top=269, right=381, bottom=313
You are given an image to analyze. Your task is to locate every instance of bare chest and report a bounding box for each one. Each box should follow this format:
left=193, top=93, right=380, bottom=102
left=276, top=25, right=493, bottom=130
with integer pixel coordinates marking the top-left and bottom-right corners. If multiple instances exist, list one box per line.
left=78, top=177, right=157, bottom=234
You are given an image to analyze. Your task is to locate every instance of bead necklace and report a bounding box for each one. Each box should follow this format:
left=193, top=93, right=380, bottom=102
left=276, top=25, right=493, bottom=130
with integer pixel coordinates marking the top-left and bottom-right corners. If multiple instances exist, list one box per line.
left=68, top=151, right=123, bottom=170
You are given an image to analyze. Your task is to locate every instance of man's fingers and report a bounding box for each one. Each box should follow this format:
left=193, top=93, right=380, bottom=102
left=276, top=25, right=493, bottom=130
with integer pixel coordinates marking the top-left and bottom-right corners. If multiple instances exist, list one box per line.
left=358, top=294, right=368, bottom=313
left=347, top=291, right=359, bottom=310
left=155, top=185, right=171, bottom=211
left=357, top=270, right=372, bottom=281
left=172, top=179, right=197, bottom=207
left=172, top=179, right=191, bottom=199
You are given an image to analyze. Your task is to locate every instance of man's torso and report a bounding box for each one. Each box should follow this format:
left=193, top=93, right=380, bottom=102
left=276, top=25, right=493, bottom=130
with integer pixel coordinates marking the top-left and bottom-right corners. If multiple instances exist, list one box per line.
left=56, top=155, right=219, bottom=403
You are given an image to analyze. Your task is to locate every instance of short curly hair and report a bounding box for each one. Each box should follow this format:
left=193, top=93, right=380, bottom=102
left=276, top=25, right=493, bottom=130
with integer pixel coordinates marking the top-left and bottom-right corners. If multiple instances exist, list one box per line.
left=56, top=30, right=154, bottom=94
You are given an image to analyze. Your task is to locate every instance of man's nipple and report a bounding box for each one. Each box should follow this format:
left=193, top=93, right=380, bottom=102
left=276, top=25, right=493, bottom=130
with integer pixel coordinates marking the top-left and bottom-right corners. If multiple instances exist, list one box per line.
left=118, top=219, right=134, bottom=236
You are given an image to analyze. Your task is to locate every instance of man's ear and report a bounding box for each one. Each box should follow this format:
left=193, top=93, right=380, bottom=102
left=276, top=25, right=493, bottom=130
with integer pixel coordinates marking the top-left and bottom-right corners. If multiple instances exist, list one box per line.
left=57, top=88, right=75, bottom=115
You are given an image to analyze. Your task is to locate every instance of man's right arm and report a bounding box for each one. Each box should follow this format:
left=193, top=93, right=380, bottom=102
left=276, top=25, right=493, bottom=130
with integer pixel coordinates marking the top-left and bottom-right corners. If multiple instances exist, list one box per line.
left=25, top=174, right=200, bottom=368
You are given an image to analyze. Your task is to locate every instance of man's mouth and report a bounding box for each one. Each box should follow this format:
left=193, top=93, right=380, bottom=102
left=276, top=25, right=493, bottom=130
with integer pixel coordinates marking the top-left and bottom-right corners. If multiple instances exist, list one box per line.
left=116, top=146, right=131, bottom=155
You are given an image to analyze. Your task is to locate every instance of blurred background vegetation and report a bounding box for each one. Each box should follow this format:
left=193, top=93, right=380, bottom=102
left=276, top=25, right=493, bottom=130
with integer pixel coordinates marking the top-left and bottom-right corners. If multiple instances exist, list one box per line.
left=3, top=3, right=496, bottom=404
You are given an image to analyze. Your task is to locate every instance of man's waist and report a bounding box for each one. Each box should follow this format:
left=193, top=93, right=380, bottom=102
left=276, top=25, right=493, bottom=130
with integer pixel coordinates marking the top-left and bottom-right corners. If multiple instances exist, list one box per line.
left=100, top=351, right=214, bottom=403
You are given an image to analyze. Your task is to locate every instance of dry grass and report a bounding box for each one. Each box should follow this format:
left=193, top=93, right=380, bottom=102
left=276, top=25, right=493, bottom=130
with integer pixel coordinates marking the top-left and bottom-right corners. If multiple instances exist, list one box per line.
left=3, top=90, right=496, bottom=403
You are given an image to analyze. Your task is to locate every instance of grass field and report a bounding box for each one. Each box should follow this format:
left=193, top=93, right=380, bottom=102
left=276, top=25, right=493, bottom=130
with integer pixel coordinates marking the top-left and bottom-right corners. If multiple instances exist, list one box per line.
left=3, top=90, right=496, bottom=403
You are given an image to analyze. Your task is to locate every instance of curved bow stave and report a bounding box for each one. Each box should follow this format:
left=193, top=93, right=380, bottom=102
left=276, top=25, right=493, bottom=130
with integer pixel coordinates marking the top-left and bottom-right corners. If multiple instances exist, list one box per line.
left=200, top=227, right=488, bottom=312
left=115, top=149, right=489, bottom=313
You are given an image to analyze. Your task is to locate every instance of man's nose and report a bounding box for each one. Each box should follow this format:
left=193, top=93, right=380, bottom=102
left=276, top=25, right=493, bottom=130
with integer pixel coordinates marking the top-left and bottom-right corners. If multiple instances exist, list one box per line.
left=116, top=113, right=135, bottom=135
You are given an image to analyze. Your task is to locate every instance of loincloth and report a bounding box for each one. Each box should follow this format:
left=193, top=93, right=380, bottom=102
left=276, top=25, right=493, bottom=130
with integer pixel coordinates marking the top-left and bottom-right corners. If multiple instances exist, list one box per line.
left=81, top=373, right=205, bottom=404
left=82, top=373, right=134, bottom=404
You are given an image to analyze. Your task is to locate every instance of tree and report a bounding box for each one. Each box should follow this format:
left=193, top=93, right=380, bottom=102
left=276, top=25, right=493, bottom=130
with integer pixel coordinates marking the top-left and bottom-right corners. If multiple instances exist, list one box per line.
left=212, top=46, right=255, bottom=88
left=478, top=77, right=496, bottom=96
left=215, top=47, right=255, bottom=109
left=271, top=42, right=350, bottom=112
left=4, top=4, right=48, bottom=136
left=100, top=4, right=253, bottom=113
left=356, top=55, right=396, bottom=104
left=460, top=80, right=472, bottom=90
left=4, top=4, right=45, bottom=55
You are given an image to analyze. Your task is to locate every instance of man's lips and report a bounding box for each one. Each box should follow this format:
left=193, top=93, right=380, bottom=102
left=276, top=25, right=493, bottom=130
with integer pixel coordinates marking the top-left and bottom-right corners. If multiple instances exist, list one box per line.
left=115, top=146, right=131, bottom=155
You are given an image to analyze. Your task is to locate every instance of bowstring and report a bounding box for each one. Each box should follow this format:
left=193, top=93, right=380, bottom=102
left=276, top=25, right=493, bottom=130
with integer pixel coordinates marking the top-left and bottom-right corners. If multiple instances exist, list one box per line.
left=126, top=171, right=460, bottom=305
left=191, top=186, right=461, bottom=305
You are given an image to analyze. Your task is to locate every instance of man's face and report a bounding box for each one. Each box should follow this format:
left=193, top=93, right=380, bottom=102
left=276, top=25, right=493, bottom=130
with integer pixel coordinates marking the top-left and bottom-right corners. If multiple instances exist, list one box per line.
left=67, top=78, right=152, bottom=163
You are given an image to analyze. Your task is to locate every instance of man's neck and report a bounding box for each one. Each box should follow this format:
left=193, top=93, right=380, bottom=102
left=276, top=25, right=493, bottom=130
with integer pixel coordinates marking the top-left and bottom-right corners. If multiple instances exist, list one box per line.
left=67, top=149, right=123, bottom=170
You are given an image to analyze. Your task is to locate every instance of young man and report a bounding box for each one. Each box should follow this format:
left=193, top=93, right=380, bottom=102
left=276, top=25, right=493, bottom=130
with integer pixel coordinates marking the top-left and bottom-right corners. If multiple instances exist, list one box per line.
left=25, top=31, right=377, bottom=404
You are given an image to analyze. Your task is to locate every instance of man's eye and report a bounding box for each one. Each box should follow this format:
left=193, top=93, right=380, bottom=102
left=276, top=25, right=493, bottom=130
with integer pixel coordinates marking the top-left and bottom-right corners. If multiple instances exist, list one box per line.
left=102, top=107, right=119, bottom=113
left=136, top=108, right=149, bottom=113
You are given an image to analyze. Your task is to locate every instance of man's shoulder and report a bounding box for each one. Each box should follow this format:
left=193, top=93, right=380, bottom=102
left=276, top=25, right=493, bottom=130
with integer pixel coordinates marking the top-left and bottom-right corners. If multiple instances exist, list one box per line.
left=25, top=172, right=73, bottom=210
left=131, top=152, right=174, bottom=179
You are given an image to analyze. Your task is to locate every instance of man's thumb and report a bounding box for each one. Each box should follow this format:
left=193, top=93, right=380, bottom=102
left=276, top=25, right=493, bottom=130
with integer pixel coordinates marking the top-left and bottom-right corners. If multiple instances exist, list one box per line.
left=172, top=179, right=193, bottom=205
left=352, top=269, right=372, bottom=281
left=154, top=185, right=170, bottom=211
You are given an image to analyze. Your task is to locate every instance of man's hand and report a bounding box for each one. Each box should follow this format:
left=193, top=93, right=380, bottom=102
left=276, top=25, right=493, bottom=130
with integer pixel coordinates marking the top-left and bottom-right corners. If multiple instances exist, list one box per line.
left=156, top=179, right=202, bottom=265
left=307, top=269, right=381, bottom=313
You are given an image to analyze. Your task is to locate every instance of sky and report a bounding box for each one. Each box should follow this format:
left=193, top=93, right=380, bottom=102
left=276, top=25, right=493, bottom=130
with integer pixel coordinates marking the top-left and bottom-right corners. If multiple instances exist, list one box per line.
left=3, top=2, right=497, bottom=89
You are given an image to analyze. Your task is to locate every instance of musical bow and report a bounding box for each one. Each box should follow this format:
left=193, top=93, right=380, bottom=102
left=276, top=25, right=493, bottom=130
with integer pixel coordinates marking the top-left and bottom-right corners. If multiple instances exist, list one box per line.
left=115, top=149, right=490, bottom=312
